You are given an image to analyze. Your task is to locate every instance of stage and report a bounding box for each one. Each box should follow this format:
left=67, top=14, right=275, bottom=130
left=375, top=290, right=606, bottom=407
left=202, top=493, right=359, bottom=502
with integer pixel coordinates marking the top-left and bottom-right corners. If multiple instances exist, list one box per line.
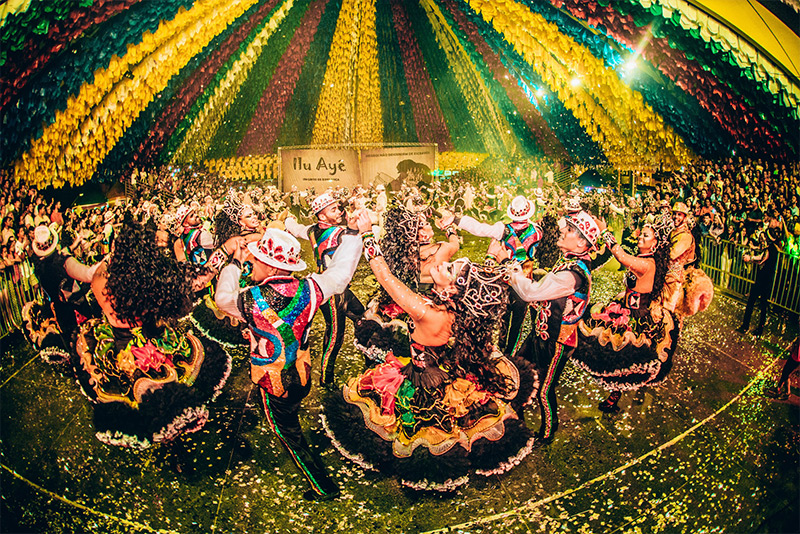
left=2, top=240, right=798, bottom=534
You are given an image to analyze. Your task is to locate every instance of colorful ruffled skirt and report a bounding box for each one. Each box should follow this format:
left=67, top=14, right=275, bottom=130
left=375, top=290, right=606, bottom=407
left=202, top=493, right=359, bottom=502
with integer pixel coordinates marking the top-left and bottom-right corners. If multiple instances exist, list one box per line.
left=572, top=301, right=679, bottom=391
left=323, top=351, right=538, bottom=491
left=73, top=318, right=231, bottom=448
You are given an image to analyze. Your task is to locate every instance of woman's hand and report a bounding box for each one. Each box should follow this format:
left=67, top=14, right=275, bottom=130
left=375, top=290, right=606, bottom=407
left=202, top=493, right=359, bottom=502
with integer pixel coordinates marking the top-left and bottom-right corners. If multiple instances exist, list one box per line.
left=437, top=209, right=455, bottom=229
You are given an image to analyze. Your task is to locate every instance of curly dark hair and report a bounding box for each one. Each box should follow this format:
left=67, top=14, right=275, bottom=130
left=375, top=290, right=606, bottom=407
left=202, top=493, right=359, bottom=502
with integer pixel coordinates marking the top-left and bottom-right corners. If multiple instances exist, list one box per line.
left=214, top=209, right=244, bottom=247
left=381, top=205, right=423, bottom=289
left=535, top=213, right=560, bottom=271
left=105, top=213, right=193, bottom=337
left=649, top=244, right=670, bottom=301
left=434, top=262, right=513, bottom=396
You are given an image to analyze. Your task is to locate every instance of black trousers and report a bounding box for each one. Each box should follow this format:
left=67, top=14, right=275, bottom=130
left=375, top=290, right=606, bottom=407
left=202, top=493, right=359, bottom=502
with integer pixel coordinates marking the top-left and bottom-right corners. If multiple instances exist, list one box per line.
left=517, top=333, right=572, bottom=440
left=319, top=287, right=364, bottom=385
left=259, top=382, right=338, bottom=497
left=501, top=291, right=529, bottom=357
left=741, top=268, right=775, bottom=331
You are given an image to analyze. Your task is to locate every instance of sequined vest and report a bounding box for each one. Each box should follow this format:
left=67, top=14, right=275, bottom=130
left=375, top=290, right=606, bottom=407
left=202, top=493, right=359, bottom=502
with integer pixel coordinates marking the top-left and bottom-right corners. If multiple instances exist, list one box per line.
left=502, top=222, right=543, bottom=262
left=531, top=255, right=592, bottom=348
left=241, top=276, right=323, bottom=396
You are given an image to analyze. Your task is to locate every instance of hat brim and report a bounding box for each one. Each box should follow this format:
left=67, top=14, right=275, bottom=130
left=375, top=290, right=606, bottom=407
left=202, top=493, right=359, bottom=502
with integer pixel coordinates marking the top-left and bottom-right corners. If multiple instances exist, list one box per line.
left=32, top=231, right=59, bottom=258
left=506, top=204, right=535, bottom=222
left=313, top=199, right=337, bottom=215
left=246, top=241, right=307, bottom=272
left=565, top=218, right=598, bottom=251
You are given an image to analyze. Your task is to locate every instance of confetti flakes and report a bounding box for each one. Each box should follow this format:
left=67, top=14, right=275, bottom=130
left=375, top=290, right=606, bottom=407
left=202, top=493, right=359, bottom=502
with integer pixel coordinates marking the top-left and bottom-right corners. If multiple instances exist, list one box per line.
left=1, top=236, right=798, bottom=533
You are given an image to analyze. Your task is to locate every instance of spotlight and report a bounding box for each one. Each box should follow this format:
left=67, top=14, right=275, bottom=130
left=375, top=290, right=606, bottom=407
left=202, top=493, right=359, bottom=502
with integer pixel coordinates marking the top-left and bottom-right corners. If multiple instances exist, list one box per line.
left=570, top=77, right=581, bottom=87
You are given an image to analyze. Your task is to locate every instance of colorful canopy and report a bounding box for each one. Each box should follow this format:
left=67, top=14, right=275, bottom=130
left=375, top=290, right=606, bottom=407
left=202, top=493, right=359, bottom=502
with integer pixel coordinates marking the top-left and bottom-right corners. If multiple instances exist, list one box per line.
left=1, top=0, right=797, bottom=188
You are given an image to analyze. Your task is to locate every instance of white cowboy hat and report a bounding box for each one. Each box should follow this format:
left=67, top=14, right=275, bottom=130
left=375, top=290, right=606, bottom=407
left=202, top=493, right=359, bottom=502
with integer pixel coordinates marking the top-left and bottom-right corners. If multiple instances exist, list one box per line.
left=32, top=223, right=59, bottom=258
left=506, top=195, right=535, bottom=222
left=564, top=211, right=600, bottom=251
left=311, top=193, right=337, bottom=215
left=247, top=229, right=307, bottom=272
left=564, top=196, right=582, bottom=214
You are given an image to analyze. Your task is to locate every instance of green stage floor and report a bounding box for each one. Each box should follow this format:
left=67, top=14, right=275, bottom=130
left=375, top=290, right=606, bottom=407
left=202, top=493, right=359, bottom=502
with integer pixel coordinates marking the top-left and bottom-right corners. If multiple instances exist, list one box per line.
left=2, top=238, right=798, bottom=533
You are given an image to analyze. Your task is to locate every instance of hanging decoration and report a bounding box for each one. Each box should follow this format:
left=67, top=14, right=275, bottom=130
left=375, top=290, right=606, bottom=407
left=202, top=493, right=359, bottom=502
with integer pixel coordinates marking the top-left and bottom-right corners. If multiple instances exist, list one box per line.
left=312, top=0, right=382, bottom=145
left=390, top=0, right=452, bottom=151
left=421, top=0, right=517, bottom=156
left=466, top=0, right=695, bottom=170
left=14, top=0, right=263, bottom=188
left=170, top=0, right=293, bottom=164
left=237, top=0, right=327, bottom=155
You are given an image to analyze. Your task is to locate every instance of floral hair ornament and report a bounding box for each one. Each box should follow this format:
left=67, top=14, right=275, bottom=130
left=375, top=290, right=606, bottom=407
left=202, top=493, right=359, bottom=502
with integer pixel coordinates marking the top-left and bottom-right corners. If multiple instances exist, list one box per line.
left=436, top=259, right=507, bottom=318
left=222, top=188, right=246, bottom=223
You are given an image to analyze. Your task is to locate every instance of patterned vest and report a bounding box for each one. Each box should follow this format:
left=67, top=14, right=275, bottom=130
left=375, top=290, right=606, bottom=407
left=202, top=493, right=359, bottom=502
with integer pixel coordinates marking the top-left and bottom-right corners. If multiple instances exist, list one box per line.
left=530, top=254, right=592, bottom=349
left=308, top=224, right=346, bottom=272
left=241, top=277, right=323, bottom=396
left=181, top=227, right=210, bottom=265
left=502, top=222, right=543, bottom=262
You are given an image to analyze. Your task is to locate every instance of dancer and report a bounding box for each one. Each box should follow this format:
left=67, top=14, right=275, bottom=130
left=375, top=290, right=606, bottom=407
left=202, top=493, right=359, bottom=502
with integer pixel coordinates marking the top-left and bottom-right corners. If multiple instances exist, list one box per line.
left=661, top=202, right=696, bottom=313
left=214, top=226, right=364, bottom=501
left=284, top=192, right=365, bottom=386
left=439, top=195, right=542, bottom=355
left=500, top=211, right=599, bottom=444
left=72, top=215, right=231, bottom=449
left=571, top=214, right=678, bottom=413
left=27, top=223, right=99, bottom=359
left=191, top=190, right=263, bottom=347
left=325, top=212, right=536, bottom=491
left=354, top=205, right=458, bottom=364
left=173, top=203, right=215, bottom=265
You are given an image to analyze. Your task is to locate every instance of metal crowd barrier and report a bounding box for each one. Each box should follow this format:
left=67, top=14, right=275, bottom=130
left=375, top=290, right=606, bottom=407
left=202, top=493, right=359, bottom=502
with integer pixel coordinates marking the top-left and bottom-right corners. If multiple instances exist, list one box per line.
left=0, top=260, right=41, bottom=339
left=699, top=235, right=800, bottom=315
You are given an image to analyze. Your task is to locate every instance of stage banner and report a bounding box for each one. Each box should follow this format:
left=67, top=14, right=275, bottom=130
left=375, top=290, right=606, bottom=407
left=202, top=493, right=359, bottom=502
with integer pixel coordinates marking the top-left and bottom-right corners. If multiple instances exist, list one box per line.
left=360, top=145, right=436, bottom=191
left=279, top=148, right=360, bottom=191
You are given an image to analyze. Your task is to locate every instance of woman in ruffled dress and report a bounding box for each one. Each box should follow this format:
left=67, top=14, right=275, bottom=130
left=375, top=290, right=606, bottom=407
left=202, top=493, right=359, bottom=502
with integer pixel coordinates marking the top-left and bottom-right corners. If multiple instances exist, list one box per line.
left=354, top=204, right=458, bottom=363
left=190, top=190, right=262, bottom=348
left=324, top=212, right=536, bottom=490
left=72, top=215, right=231, bottom=449
left=571, top=213, right=679, bottom=413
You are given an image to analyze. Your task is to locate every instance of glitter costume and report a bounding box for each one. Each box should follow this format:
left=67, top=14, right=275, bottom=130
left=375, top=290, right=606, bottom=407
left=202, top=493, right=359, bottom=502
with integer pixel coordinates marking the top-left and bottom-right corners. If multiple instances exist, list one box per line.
left=214, top=229, right=363, bottom=500
left=285, top=215, right=365, bottom=385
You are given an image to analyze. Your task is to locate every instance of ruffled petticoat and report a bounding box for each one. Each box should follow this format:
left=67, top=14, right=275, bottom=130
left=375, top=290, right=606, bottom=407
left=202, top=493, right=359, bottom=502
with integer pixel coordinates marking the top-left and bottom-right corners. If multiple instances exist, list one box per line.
left=73, top=318, right=231, bottom=448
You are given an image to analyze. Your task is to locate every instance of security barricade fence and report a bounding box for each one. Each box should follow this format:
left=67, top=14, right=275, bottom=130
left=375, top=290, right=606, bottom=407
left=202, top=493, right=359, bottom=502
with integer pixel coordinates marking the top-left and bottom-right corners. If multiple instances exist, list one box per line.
left=0, top=259, right=41, bottom=339
left=2, top=237, right=799, bottom=339
left=699, top=235, right=800, bottom=315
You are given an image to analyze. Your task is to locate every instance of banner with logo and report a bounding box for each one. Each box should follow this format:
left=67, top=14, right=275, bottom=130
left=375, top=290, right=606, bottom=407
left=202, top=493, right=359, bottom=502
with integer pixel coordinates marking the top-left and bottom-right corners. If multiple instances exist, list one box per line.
left=360, top=145, right=436, bottom=191
left=279, top=148, right=360, bottom=192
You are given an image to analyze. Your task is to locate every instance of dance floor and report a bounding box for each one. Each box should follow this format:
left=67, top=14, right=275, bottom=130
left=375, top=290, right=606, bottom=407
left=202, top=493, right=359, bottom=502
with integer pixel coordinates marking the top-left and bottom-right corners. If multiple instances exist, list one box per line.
left=2, top=237, right=798, bottom=533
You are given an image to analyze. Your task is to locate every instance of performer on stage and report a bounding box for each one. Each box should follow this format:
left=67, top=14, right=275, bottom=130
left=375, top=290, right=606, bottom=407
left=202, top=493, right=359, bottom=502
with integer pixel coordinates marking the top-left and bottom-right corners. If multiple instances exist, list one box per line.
left=72, top=215, right=231, bottom=450
left=499, top=211, right=599, bottom=445
left=284, top=192, right=365, bottom=386
left=661, top=202, right=696, bottom=313
left=214, top=226, right=364, bottom=501
left=325, top=212, right=536, bottom=491
left=439, top=195, right=542, bottom=355
left=571, top=214, right=678, bottom=413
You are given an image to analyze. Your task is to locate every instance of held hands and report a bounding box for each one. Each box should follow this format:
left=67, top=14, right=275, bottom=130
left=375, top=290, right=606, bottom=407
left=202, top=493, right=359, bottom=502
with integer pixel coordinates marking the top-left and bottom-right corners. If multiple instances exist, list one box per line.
left=486, top=239, right=510, bottom=262
left=354, top=210, right=373, bottom=234
left=437, top=209, right=455, bottom=229
left=347, top=208, right=367, bottom=231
